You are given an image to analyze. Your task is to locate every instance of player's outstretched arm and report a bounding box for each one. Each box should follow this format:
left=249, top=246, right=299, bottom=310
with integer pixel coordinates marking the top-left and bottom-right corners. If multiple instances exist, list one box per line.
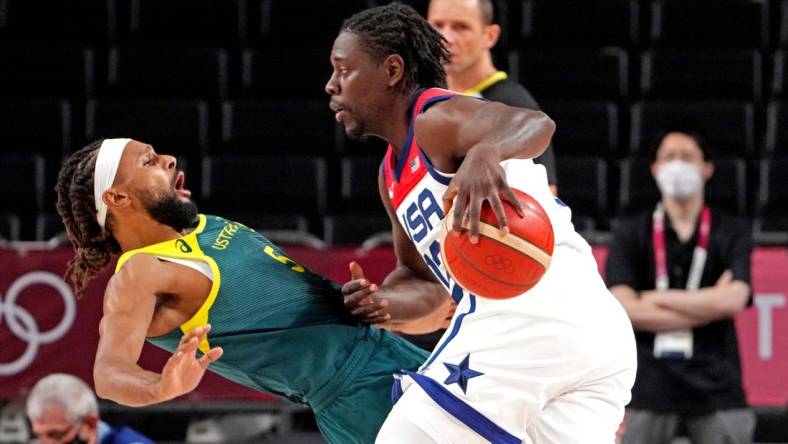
left=93, top=254, right=222, bottom=406
left=416, top=96, right=556, bottom=242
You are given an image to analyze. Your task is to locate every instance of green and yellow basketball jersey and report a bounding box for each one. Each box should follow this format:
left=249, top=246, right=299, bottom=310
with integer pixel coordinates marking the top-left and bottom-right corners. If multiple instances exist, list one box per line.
left=115, top=214, right=370, bottom=405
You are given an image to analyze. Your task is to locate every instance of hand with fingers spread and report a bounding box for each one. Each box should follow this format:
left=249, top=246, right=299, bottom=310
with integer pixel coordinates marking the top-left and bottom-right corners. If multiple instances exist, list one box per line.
left=157, top=324, right=223, bottom=400
left=443, top=147, right=525, bottom=244
left=341, top=261, right=391, bottom=324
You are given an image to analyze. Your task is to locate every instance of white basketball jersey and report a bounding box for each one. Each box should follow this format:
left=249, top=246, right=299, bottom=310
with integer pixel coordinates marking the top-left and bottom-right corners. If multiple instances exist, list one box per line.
left=380, top=90, right=635, bottom=442
left=381, top=88, right=591, bottom=309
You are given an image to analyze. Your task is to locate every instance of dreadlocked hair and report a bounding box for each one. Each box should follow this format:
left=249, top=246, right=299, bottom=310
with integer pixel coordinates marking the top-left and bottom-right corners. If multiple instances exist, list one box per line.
left=55, top=140, right=122, bottom=297
left=341, top=2, right=449, bottom=90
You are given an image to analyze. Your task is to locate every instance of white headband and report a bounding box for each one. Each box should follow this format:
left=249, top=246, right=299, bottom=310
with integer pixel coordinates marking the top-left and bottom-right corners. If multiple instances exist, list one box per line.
left=93, top=138, right=130, bottom=229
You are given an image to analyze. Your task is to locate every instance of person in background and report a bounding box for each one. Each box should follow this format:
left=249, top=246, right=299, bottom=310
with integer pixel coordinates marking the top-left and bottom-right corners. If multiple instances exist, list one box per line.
left=26, top=373, right=153, bottom=444
left=605, top=128, right=755, bottom=444
left=427, top=0, right=557, bottom=195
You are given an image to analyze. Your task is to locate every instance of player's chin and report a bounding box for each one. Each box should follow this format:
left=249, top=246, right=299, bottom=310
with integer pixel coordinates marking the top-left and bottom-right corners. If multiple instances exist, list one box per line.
left=343, top=121, right=364, bottom=140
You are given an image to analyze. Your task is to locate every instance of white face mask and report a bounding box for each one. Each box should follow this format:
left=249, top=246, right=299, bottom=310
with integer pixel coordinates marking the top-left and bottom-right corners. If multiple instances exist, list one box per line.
left=655, top=160, right=703, bottom=199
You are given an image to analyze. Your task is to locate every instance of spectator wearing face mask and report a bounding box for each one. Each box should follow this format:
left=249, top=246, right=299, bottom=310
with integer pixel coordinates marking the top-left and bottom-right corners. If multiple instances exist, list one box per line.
left=605, top=128, right=755, bottom=444
left=26, top=374, right=153, bottom=444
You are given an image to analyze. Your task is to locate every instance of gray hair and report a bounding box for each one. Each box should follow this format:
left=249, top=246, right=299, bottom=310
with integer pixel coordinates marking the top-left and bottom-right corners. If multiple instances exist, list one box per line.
left=26, top=374, right=98, bottom=424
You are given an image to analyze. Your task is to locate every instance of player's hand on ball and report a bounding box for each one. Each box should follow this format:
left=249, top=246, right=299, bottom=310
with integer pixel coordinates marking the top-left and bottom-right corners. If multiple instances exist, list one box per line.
left=442, top=147, right=525, bottom=244
left=158, top=324, right=223, bottom=400
left=342, top=261, right=390, bottom=324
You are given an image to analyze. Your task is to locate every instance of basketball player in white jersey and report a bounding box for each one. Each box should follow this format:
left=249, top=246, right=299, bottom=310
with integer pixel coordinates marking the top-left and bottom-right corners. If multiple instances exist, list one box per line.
left=326, top=4, right=636, bottom=443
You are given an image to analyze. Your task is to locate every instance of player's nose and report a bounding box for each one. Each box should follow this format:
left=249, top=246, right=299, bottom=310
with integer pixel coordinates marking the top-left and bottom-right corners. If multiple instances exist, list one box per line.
left=325, top=73, right=339, bottom=96
left=161, top=154, right=177, bottom=170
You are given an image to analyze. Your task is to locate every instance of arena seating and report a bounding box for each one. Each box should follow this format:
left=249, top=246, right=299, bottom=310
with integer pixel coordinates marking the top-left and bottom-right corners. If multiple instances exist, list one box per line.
left=0, top=0, right=785, bottom=247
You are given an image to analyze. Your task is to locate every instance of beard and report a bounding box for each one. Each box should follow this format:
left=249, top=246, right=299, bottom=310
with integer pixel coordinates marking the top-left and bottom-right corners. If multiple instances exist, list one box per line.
left=141, top=190, right=198, bottom=232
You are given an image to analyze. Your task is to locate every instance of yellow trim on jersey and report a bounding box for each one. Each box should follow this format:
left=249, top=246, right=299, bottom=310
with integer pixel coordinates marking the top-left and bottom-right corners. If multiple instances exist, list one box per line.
left=115, top=214, right=220, bottom=353
left=462, top=71, right=509, bottom=96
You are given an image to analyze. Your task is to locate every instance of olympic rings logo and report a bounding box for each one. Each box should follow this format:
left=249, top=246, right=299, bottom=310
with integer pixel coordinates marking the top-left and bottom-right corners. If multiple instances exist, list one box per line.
left=485, top=254, right=513, bottom=273
left=0, top=272, right=76, bottom=376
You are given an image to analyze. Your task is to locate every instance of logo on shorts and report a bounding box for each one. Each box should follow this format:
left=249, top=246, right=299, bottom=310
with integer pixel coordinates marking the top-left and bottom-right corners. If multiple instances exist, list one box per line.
left=443, top=354, right=484, bottom=394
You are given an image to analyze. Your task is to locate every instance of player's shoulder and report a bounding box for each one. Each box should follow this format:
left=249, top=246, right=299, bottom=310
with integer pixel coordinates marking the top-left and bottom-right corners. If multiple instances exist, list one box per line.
left=111, top=252, right=174, bottom=292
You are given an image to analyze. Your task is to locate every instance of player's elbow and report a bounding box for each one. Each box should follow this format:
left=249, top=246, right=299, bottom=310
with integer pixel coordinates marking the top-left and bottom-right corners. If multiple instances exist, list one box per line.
left=93, top=364, right=114, bottom=401
left=521, top=110, right=555, bottom=155
left=93, top=359, right=128, bottom=404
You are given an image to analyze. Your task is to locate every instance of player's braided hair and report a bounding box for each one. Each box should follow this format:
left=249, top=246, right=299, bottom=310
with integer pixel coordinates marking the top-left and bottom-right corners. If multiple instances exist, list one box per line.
left=55, top=140, right=121, bottom=297
left=341, top=2, right=449, bottom=89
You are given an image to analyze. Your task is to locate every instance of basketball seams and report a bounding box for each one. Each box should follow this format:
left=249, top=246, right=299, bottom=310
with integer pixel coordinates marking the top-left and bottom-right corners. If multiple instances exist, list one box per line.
left=474, top=220, right=552, bottom=268
left=444, top=209, right=552, bottom=268
left=446, top=233, right=543, bottom=289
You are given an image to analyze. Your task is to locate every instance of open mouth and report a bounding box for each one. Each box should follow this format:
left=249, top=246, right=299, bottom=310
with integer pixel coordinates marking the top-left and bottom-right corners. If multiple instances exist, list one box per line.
left=173, top=171, right=191, bottom=198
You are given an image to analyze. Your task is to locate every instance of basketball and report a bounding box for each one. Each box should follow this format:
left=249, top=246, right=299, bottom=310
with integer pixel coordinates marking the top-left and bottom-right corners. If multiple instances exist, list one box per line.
left=441, top=188, right=554, bottom=299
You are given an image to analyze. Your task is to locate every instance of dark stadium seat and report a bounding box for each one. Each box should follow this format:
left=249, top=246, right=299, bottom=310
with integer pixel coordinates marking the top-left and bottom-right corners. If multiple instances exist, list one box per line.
left=245, top=0, right=373, bottom=48
left=555, top=157, right=608, bottom=230
left=0, top=214, right=21, bottom=242
left=640, top=50, right=762, bottom=100
left=106, top=47, right=228, bottom=99
left=0, top=47, right=94, bottom=98
left=113, top=0, right=242, bottom=46
left=339, top=134, right=388, bottom=156
left=757, top=157, right=788, bottom=233
left=35, top=213, right=67, bottom=243
left=508, top=0, right=639, bottom=48
left=764, top=101, right=788, bottom=154
left=618, top=156, right=659, bottom=215
left=240, top=48, right=331, bottom=99
left=0, top=100, right=72, bottom=157
left=706, top=157, right=748, bottom=216
left=773, top=50, right=786, bottom=98
left=0, top=0, right=109, bottom=45
left=781, top=1, right=788, bottom=47
left=86, top=99, right=209, bottom=159
left=540, top=101, right=619, bottom=157
left=0, top=154, right=45, bottom=220
left=649, top=0, right=767, bottom=48
left=510, top=48, right=628, bottom=100
left=323, top=214, right=391, bottom=245
left=220, top=100, right=336, bottom=154
left=200, top=155, right=328, bottom=218
left=629, top=101, right=755, bottom=156
left=338, top=157, right=384, bottom=211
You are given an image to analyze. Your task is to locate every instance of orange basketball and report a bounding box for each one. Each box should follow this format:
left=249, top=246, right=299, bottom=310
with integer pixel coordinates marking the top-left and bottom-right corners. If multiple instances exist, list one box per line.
left=441, top=188, right=554, bottom=299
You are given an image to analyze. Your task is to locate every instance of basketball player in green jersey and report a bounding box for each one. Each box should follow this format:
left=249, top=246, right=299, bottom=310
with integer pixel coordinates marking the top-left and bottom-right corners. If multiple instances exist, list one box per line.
left=54, top=138, right=454, bottom=444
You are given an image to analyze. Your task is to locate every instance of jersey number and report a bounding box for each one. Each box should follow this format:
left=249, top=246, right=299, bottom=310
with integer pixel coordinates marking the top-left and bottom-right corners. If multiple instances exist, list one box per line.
left=263, top=246, right=305, bottom=273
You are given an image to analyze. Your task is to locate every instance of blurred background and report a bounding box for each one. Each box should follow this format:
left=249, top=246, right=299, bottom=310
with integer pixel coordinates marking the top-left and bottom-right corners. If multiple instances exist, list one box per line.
left=0, top=0, right=787, bottom=442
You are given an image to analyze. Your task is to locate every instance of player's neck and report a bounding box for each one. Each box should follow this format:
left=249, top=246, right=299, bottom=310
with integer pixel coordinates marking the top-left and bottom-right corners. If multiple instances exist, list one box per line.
left=447, top=54, right=497, bottom=92
left=379, top=88, right=421, bottom=155
left=662, top=193, right=704, bottom=238
left=113, top=216, right=184, bottom=252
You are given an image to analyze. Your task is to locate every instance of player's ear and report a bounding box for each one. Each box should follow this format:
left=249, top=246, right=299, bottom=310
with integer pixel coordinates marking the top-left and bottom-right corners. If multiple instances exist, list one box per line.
left=384, top=54, right=405, bottom=88
left=103, top=187, right=132, bottom=210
